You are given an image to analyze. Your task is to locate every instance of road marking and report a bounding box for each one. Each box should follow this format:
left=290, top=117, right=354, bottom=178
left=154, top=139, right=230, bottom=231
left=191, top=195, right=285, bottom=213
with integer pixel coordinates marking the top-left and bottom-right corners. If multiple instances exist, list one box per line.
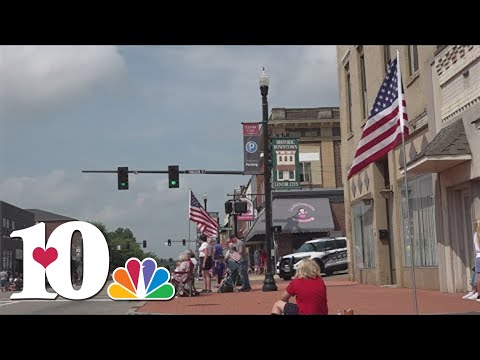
left=0, top=299, right=114, bottom=303
left=0, top=301, right=20, bottom=307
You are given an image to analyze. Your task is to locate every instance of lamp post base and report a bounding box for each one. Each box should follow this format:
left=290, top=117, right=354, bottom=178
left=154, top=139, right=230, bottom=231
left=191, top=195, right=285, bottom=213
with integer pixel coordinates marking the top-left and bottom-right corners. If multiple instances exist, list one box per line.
left=262, top=273, right=278, bottom=292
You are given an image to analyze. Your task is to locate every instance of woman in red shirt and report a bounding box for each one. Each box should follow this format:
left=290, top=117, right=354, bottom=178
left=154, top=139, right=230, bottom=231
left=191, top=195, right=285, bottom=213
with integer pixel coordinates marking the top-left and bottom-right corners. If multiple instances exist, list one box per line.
left=271, top=259, right=328, bottom=315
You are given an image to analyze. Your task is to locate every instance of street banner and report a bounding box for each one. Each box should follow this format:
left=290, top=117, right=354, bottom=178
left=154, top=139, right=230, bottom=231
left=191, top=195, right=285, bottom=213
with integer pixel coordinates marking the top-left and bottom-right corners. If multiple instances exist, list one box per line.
left=243, top=123, right=261, bottom=175
left=272, top=137, right=301, bottom=189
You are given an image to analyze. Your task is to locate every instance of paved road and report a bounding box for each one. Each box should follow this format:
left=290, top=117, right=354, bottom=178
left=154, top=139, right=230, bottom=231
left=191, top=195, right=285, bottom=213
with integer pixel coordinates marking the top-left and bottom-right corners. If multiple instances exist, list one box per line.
left=0, top=281, right=142, bottom=315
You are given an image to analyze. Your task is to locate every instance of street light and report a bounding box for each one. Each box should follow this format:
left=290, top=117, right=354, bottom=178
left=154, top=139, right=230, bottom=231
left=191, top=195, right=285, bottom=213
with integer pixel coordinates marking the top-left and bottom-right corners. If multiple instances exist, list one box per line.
left=260, top=67, right=277, bottom=292
left=203, top=192, right=208, bottom=211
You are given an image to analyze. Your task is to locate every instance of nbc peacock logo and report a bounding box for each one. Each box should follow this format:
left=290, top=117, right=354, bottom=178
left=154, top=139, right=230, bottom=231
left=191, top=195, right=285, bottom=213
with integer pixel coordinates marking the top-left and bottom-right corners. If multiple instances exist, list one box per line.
left=107, top=257, right=175, bottom=300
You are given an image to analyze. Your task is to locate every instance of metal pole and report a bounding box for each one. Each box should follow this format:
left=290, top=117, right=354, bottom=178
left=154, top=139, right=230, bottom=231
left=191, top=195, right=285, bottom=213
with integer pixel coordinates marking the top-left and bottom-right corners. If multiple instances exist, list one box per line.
left=397, top=50, right=418, bottom=315
left=233, top=213, right=238, bottom=238
left=261, top=71, right=277, bottom=292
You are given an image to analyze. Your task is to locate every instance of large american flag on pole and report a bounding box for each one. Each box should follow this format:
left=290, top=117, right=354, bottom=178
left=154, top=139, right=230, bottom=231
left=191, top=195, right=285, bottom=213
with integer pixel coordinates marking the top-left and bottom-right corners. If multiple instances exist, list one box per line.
left=347, top=57, right=409, bottom=180
left=189, top=190, right=218, bottom=238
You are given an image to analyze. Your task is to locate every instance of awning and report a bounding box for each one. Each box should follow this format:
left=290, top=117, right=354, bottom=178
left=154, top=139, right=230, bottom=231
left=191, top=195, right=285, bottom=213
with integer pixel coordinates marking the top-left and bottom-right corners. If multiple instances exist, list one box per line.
left=403, top=118, right=471, bottom=175
left=245, top=197, right=335, bottom=241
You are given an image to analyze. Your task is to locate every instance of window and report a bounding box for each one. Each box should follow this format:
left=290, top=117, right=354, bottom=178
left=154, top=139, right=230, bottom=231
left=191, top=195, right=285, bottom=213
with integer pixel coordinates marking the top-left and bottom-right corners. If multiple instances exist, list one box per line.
left=383, top=45, right=391, bottom=73
left=289, top=156, right=293, bottom=162
left=6, top=219, right=9, bottom=229
left=335, top=239, right=347, bottom=248
left=303, top=130, right=318, bottom=137
left=289, top=171, right=295, bottom=180
left=279, top=156, right=283, bottom=162
left=352, top=201, right=375, bottom=269
left=358, top=46, right=368, bottom=120
left=399, top=174, right=437, bottom=267
left=300, top=162, right=312, bottom=183
left=408, top=45, right=419, bottom=76
left=332, top=127, right=341, bottom=137
left=11, top=221, right=15, bottom=230
left=345, top=62, right=353, bottom=133
left=278, top=171, right=284, bottom=180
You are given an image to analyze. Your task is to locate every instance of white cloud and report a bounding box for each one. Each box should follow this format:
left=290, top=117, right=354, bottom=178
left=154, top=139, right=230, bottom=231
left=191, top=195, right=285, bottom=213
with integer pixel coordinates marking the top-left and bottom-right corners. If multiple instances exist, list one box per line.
left=147, top=46, right=338, bottom=115
left=1, top=45, right=128, bottom=121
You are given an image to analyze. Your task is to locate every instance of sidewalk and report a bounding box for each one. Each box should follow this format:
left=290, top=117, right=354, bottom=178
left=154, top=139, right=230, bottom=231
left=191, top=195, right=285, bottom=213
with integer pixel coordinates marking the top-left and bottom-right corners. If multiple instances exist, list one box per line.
left=136, top=274, right=480, bottom=315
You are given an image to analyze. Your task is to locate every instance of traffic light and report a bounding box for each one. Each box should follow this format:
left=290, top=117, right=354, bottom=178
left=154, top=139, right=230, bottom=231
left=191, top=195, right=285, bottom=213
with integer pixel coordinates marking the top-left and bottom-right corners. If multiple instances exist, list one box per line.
left=168, top=165, right=179, bottom=188
left=225, top=201, right=233, bottom=214
left=234, top=201, right=248, bottom=214
left=117, top=167, right=129, bottom=190
left=167, top=239, right=172, bottom=246
left=142, top=240, right=147, bottom=248
left=182, top=239, right=186, bottom=246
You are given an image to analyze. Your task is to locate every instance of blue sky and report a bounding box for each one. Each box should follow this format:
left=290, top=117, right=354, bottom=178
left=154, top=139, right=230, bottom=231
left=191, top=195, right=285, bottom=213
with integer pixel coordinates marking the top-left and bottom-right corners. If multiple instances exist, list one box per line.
left=0, top=45, right=339, bottom=259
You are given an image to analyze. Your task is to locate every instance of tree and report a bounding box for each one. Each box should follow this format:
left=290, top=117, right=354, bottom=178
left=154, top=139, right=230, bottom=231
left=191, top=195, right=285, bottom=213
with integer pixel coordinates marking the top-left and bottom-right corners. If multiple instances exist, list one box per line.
left=89, top=221, right=111, bottom=244
left=168, top=257, right=173, bottom=262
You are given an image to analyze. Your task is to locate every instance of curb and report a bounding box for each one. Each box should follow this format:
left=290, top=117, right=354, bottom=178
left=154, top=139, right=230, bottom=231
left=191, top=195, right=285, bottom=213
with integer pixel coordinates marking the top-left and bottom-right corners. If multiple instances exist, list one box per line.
left=126, top=301, right=147, bottom=315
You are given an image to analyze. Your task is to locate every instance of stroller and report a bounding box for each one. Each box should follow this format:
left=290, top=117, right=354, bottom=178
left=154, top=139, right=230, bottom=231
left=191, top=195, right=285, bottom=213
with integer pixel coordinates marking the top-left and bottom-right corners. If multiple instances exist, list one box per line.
left=218, top=260, right=243, bottom=293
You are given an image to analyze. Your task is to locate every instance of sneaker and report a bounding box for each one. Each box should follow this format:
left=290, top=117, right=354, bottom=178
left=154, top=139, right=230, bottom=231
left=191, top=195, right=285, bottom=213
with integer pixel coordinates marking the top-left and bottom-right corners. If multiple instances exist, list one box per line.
left=240, top=287, right=252, bottom=292
left=463, top=291, right=477, bottom=299
left=468, top=292, right=479, bottom=300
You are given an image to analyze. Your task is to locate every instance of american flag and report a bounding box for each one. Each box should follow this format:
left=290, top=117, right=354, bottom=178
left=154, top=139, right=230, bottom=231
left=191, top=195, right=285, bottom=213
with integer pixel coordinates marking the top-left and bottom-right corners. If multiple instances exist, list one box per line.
left=189, top=190, right=218, bottom=238
left=347, top=57, right=409, bottom=180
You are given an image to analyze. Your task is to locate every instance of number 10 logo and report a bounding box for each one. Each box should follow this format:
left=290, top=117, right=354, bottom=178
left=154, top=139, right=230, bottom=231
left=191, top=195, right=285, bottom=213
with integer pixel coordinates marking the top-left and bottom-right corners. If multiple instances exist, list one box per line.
left=9, top=221, right=110, bottom=300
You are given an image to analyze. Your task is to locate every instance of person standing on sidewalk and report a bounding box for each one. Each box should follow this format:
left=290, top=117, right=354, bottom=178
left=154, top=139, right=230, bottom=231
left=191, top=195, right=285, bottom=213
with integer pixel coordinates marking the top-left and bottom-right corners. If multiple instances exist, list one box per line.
left=199, top=235, right=213, bottom=293
left=231, top=236, right=251, bottom=292
left=473, top=219, right=480, bottom=302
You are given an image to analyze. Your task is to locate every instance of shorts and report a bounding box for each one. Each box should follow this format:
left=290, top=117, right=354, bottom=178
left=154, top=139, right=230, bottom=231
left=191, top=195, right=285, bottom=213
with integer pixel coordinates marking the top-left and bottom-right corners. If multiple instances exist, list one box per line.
left=283, top=302, right=299, bottom=315
left=202, top=256, right=213, bottom=271
left=476, top=258, right=480, bottom=274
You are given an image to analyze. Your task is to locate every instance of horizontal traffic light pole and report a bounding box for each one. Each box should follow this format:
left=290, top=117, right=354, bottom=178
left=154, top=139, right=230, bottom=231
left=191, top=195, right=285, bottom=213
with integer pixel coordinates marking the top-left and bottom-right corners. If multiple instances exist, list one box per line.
left=82, top=169, right=246, bottom=175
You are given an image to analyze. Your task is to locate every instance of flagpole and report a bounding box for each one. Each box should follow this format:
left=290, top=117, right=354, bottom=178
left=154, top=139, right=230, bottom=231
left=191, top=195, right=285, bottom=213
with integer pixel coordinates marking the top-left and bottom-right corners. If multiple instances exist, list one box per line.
left=188, top=188, right=192, bottom=249
left=397, top=49, right=418, bottom=315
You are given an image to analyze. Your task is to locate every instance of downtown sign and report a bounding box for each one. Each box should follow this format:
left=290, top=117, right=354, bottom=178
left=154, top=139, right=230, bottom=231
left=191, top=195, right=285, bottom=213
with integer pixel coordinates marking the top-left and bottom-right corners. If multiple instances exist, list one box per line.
left=272, top=138, right=301, bottom=190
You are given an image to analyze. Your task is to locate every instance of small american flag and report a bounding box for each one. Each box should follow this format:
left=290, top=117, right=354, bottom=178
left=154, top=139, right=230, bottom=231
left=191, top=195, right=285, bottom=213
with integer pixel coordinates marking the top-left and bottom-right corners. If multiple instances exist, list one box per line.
left=347, top=56, right=409, bottom=180
left=189, top=190, right=218, bottom=238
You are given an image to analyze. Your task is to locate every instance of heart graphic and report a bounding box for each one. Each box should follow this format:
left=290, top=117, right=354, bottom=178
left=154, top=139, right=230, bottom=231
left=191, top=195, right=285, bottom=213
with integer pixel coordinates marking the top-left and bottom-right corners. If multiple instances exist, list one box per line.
left=33, top=247, right=58, bottom=268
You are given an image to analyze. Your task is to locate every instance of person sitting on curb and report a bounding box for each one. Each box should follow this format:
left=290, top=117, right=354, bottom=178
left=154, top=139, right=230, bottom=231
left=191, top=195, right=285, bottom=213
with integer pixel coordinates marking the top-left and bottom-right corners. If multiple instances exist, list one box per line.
left=271, top=259, right=328, bottom=315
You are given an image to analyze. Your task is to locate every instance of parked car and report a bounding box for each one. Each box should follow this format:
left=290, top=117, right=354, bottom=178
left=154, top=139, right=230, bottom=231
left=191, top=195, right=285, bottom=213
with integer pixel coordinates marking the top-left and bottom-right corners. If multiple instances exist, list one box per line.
left=276, top=237, right=348, bottom=280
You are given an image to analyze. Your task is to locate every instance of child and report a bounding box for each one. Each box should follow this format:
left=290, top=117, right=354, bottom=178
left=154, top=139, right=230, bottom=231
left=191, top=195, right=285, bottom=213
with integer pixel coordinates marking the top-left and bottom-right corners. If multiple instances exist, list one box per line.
left=271, top=259, right=328, bottom=315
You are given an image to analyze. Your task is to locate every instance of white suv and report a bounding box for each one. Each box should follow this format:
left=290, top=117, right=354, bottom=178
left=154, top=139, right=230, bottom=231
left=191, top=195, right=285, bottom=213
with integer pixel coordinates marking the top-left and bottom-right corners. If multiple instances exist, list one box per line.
left=276, top=237, right=347, bottom=280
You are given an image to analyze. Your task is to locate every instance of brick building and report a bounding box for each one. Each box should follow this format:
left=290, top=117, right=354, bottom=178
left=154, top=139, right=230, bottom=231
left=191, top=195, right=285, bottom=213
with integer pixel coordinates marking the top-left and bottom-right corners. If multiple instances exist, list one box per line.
left=245, top=107, right=345, bottom=258
left=0, top=201, right=35, bottom=274
left=336, top=45, right=480, bottom=293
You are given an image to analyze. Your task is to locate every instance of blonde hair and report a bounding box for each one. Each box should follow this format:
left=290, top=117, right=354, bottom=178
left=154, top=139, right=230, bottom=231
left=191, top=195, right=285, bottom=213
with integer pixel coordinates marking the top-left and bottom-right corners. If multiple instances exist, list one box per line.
left=295, top=259, right=322, bottom=279
left=178, top=252, right=190, bottom=262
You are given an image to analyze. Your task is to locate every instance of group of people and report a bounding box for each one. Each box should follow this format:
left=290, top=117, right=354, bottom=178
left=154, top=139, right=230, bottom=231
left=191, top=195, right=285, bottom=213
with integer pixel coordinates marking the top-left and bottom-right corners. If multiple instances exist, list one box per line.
left=168, top=234, right=328, bottom=315
left=0, top=270, right=23, bottom=292
left=170, top=234, right=253, bottom=296
left=196, top=234, right=252, bottom=293
left=462, top=218, right=480, bottom=302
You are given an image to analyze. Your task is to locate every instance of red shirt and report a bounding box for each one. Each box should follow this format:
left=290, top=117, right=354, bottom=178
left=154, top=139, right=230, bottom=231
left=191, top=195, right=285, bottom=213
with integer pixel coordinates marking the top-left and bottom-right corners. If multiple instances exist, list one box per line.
left=286, top=277, right=328, bottom=315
